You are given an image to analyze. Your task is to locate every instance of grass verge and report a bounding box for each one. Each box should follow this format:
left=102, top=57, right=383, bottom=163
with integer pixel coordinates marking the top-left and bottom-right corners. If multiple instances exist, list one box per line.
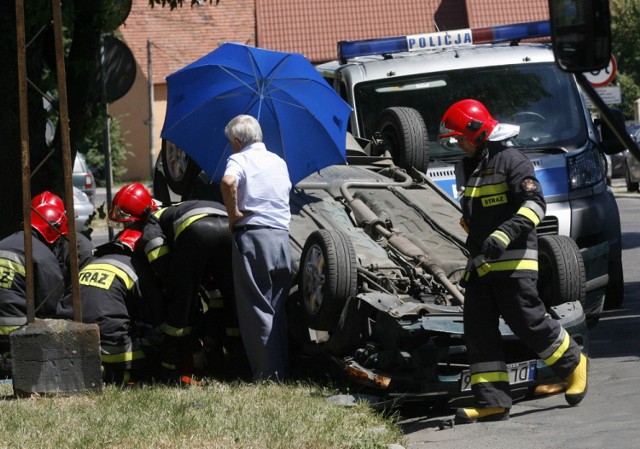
left=0, top=380, right=404, bottom=449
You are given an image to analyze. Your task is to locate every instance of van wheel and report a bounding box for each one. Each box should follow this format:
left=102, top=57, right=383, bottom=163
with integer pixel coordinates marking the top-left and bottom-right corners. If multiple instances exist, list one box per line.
left=299, top=229, right=358, bottom=331
left=374, top=107, right=429, bottom=173
left=537, top=235, right=586, bottom=309
left=160, top=139, right=201, bottom=196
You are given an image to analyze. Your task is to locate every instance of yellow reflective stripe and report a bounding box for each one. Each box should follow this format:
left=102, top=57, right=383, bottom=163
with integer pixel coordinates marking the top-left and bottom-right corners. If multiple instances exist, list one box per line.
left=147, top=245, right=170, bottom=263
left=491, top=230, right=510, bottom=246
left=517, top=206, right=541, bottom=226
left=101, top=349, right=145, bottom=364
left=225, top=327, right=241, bottom=337
left=160, top=323, right=192, bottom=337
left=464, top=182, right=508, bottom=198
left=0, top=258, right=25, bottom=277
left=0, top=325, right=21, bottom=336
left=153, top=208, right=169, bottom=219
left=470, top=371, right=510, bottom=385
left=81, top=263, right=135, bottom=290
left=477, top=259, right=538, bottom=276
left=209, top=299, right=224, bottom=309
left=161, top=361, right=176, bottom=370
left=174, top=214, right=208, bottom=240
left=544, top=331, right=570, bottom=366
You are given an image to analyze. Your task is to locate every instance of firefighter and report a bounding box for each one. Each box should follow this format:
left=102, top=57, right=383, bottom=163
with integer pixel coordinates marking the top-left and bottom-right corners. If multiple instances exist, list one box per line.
left=0, top=199, right=67, bottom=375
left=438, top=99, right=588, bottom=424
left=31, top=191, right=95, bottom=289
left=108, top=183, right=236, bottom=382
left=57, top=228, right=165, bottom=384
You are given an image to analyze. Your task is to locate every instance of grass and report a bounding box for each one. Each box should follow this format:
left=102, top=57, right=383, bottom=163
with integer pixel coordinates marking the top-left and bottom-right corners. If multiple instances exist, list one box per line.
left=0, top=380, right=405, bottom=449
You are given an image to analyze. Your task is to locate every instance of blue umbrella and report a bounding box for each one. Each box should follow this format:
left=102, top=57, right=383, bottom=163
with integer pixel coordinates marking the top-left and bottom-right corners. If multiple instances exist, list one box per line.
left=160, top=43, right=352, bottom=185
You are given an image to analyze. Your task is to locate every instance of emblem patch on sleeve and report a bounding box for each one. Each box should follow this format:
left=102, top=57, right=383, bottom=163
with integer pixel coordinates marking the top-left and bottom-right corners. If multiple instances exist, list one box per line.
left=521, top=178, right=538, bottom=192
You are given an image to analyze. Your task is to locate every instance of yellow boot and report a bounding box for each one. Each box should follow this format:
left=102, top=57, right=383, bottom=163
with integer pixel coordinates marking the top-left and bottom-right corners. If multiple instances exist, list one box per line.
left=454, top=407, right=509, bottom=424
left=565, top=353, right=588, bottom=406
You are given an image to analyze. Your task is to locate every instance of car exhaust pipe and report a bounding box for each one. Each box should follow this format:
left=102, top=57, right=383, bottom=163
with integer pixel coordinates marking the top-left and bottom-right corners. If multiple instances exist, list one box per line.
left=341, top=168, right=465, bottom=305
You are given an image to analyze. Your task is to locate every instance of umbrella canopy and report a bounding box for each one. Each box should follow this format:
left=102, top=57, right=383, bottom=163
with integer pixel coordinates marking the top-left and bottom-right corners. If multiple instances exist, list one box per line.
left=160, top=43, right=352, bottom=185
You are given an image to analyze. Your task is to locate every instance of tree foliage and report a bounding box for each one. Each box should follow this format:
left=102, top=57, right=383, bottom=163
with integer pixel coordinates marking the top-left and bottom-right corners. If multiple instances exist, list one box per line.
left=611, top=0, right=640, bottom=119
left=0, top=0, right=124, bottom=238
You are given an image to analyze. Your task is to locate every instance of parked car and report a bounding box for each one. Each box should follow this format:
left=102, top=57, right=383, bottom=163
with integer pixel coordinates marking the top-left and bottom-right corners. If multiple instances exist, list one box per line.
left=153, top=137, right=597, bottom=403
left=625, top=128, right=640, bottom=192
left=73, top=186, right=94, bottom=232
left=73, top=153, right=96, bottom=205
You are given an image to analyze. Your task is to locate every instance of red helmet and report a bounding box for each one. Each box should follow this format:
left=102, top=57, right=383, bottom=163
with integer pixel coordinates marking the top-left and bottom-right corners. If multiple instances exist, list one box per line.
left=116, top=228, right=143, bottom=251
left=109, top=182, right=156, bottom=226
left=31, top=193, right=69, bottom=244
left=438, top=99, right=499, bottom=146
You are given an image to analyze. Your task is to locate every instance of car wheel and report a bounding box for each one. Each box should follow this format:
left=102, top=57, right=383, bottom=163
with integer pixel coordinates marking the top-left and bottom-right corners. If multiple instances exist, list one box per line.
left=537, top=235, right=586, bottom=309
left=624, top=162, right=639, bottom=192
left=299, top=229, right=358, bottom=331
left=160, top=139, right=201, bottom=196
left=374, top=107, right=429, bottom=173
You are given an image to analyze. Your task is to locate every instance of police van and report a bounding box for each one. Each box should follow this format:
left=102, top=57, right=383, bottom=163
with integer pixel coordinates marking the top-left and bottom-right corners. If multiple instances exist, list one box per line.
left=316, top=21, right=623, bottom=313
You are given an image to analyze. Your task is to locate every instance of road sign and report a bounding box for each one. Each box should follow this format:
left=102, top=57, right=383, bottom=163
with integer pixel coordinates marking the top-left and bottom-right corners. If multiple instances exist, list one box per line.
left=584, top=55, right=617, bottom=87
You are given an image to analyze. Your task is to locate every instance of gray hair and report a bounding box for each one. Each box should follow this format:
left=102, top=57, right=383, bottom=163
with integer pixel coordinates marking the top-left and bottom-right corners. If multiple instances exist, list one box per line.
left=224, top=114, right=263, bottom=146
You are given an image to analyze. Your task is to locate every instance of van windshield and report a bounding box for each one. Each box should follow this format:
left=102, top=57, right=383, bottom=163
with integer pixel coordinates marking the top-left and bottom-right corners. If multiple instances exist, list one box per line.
left=354, top=62, right=588, bottom=162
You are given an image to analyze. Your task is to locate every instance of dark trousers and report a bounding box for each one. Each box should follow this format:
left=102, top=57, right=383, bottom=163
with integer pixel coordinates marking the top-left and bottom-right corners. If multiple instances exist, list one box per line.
left=464, top=276, right=581, bottom=408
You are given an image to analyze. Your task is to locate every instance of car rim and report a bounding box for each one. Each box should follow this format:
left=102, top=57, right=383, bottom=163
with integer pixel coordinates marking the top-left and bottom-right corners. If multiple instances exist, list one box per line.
left=165, top=142, right=189, bottom=182
left=303, top=244, right=325, bottom=315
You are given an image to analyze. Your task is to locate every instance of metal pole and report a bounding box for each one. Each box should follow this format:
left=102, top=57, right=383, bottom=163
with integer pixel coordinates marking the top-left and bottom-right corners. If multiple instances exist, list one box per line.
left=148, top=40, right=155, bottom=178
left=15, top=0, right=35, bottom=324
left=101, top=34, right=114, bottom=241
left=52, top=0, right=81, bottom=322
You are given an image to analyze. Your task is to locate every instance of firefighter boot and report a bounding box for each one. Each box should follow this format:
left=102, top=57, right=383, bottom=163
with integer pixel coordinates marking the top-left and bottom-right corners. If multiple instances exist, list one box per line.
left=454, top=407, right=510, bottom=424
left=565, top=353, right=588, bottom=406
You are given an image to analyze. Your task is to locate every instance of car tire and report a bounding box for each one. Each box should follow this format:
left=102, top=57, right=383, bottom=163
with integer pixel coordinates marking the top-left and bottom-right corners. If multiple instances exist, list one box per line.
left=624, top=162, right=639, bottom=192
left=160, top=139, right=201, bottom=196
left=537, top=235, right=586, bottom=310
left=299, top=229, right=358, bottom=331
left=374, top=107, right=429, bottom=174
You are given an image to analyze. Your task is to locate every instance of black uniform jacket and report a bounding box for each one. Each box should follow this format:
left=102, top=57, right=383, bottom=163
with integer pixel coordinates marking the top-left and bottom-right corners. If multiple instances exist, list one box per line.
left=457, top=141, right=546, bottom=279
left=0, top=232, right=64, bottom=324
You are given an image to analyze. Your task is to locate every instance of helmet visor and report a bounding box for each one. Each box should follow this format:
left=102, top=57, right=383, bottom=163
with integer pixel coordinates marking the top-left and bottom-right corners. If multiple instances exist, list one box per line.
left=109, top=204, right=135, bottom=225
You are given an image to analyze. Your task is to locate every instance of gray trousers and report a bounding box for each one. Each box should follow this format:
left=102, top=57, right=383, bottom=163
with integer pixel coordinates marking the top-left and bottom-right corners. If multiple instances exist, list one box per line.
left=231, top=228, right=292, bottom=381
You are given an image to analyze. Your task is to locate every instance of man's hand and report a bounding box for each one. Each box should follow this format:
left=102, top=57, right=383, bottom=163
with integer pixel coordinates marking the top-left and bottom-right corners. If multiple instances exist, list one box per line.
left=481, top=231, right=510, bottom=260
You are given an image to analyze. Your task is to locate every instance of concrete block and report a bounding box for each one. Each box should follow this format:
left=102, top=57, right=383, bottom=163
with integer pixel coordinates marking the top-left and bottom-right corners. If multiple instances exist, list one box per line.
left=10, top=319, right=103, bottom=396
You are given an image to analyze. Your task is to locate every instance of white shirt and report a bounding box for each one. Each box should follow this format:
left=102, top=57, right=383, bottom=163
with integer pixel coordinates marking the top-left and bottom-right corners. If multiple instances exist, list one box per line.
left=223, top=142, right=292, bottom=229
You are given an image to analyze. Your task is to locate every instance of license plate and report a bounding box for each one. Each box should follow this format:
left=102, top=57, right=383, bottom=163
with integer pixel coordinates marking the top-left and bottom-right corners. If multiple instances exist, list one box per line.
left=460, top=360, right=537, bottom=392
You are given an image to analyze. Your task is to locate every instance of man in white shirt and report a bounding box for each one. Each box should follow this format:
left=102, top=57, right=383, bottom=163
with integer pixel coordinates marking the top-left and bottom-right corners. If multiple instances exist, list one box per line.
left=221, top=114, right=292, bottom=381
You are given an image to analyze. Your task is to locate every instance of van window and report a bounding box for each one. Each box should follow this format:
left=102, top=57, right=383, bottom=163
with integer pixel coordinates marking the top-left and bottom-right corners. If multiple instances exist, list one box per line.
left=354, top=61, right=588, bottom=162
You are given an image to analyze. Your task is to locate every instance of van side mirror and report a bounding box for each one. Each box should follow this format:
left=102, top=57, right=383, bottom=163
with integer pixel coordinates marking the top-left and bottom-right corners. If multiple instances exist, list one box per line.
left=548, top=0, right=611, bottom=72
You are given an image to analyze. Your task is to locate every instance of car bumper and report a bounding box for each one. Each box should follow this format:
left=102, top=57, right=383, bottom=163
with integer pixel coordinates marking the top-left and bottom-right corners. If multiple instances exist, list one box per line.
left=327, top=293, right=588, bottom=402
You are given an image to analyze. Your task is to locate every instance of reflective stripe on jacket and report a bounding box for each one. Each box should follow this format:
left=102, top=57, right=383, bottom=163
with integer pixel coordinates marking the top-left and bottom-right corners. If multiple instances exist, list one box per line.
left=458, top=142, right=546, bottom=279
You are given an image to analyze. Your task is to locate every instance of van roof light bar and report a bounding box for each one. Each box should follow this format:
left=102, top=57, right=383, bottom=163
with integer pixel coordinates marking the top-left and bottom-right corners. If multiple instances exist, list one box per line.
left=338, top=20, right=551, bottom=61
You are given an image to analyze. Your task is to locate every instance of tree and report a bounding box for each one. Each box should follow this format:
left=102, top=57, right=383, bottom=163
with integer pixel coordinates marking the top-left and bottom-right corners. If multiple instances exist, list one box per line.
left=0, top=1, right=117, bottom=238
left=611, top=0, right=640, bottom=119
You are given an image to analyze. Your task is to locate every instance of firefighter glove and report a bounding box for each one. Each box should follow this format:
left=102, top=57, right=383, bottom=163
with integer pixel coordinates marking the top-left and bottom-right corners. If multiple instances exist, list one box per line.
left=481, top=230, right=510, bottom=260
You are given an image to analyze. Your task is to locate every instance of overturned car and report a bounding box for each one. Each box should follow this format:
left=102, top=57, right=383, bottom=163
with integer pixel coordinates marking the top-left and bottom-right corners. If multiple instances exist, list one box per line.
left=153, top=138, right=591, bottom=404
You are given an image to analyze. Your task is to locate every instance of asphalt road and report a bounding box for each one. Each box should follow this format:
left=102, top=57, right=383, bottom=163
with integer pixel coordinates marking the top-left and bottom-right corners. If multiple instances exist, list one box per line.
left=399, top=188, right=640, bottom=449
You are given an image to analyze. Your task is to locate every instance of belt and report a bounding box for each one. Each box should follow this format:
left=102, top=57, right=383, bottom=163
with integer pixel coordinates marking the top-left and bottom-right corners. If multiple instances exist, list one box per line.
left=234, top=224, right=279, bottom=232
